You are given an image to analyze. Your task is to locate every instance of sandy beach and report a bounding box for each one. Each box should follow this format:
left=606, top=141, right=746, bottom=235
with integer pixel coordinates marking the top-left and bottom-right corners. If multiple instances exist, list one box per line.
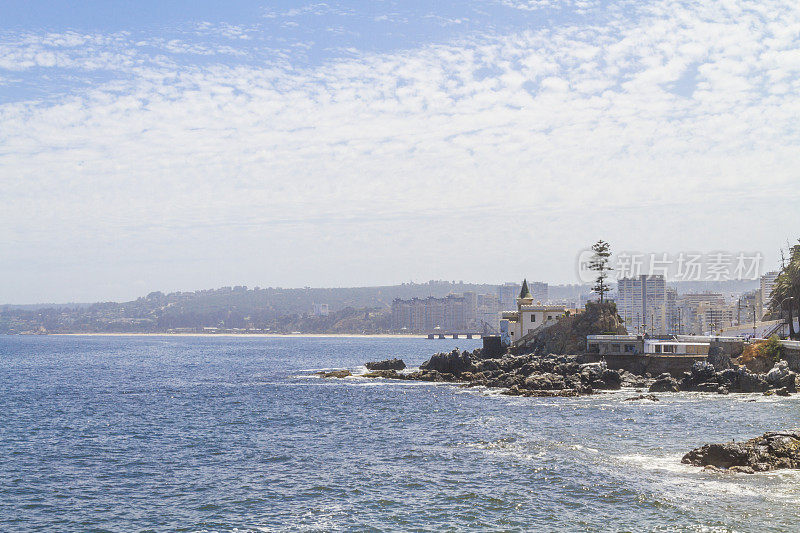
left=48, top=332, right=425, bottom=339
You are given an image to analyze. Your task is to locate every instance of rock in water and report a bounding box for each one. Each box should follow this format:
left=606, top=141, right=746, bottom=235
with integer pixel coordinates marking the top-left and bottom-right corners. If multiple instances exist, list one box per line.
left=523, top=373, right=565, bottom=391
left=624, top=394, right=659, bottom=401
left=620, top=370, right=648, bottom=388
left=420, top=349, right=475, bottom=375
left=362, top=370, right=399, bottom=379
left=765, top=361, right=797, bottom=392
left=691, top=361, right=716, bottom=383
left=597, top=368, right=622, bottom=390
left=365, top=358, right=406, bottom=371
left=649, top=373, right=679, bottom=393
left=738, top=369, right=769, bottom=393
left=682, top=431, right=800, bottom=472
left=766, top=361, right=790, bottom=383
left=317, top=370, right=352, bottom=378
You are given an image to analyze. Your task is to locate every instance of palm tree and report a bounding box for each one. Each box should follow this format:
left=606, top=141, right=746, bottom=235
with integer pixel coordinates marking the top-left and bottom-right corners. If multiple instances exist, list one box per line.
left=770, top=241, right=800, bottom=340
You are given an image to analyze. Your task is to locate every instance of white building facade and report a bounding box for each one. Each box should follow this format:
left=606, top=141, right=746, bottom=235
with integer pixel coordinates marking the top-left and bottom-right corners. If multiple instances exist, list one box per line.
left=500, top=279, right=575, bottom=346
left=617, top=275, right=668, bottom=335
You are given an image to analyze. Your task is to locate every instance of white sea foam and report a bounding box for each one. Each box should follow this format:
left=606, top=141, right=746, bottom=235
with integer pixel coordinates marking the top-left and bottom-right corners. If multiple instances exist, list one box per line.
left=617, top=453, right=800, bottom=505
left=567, top=444, right=599, bottom=453
left=462, top=437, right=546, bottom=462
left=616, top=453, right=696, bottom=475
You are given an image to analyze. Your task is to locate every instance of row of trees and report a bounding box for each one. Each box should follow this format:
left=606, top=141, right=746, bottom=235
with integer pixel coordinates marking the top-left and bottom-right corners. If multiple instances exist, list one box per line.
left=769, top=240, right=800, bottom=340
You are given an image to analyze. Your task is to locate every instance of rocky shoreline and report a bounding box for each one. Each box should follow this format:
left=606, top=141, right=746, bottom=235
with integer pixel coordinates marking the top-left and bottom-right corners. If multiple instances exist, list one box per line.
left=321, top=348, right=799, bottom=399
left=648, top=359, right=797, bottom=395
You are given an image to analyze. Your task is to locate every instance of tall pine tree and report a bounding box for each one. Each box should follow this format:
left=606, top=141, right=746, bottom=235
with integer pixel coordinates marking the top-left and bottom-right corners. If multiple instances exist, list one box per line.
left=589, top=240, right=612, bottom=303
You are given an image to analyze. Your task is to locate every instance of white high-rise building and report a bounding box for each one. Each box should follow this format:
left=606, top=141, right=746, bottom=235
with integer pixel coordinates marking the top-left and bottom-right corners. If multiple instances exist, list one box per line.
left=617, top=275, right=667, bottom=335
left=759, top=270, right=780, bottom=318
left=666, top=288, right=678, bottom=334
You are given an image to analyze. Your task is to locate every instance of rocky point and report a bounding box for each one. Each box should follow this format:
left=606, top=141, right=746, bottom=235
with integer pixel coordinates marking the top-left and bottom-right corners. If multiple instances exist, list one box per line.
left=682, top=431, right=800, bottom=473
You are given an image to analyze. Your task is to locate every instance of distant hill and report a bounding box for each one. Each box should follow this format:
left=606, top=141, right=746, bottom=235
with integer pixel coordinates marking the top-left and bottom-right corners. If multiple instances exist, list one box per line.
left=666, top=279, right=760, bottom=294
left=0, top=281, right=509, bottom=334
left=0, top=279, right=761, bottom=334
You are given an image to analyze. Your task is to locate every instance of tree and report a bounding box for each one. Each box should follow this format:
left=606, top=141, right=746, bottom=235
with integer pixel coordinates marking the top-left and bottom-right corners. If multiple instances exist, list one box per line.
left=589, top=240, right=612, bottom=303
left=769, top=240, right=800, bottom=340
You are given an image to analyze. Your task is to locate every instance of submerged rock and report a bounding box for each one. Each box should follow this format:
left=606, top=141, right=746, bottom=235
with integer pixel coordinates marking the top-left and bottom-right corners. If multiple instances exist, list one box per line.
left=365, top=358, right=406, bottom=371
left=682, top=431, right=800, bottom=472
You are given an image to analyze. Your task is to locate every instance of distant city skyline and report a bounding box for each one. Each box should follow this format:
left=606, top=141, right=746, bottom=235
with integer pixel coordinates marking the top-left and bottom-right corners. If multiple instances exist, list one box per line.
left=2, top=0, right=799, bottom=303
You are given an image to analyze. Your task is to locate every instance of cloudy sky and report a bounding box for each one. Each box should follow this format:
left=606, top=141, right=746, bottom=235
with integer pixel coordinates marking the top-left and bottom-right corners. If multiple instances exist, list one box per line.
left=1, top=0, right=799, bottom=303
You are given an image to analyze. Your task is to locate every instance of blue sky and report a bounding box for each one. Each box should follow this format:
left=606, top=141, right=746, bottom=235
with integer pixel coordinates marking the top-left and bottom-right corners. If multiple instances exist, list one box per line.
left=1, top=0, right=799, bottom=303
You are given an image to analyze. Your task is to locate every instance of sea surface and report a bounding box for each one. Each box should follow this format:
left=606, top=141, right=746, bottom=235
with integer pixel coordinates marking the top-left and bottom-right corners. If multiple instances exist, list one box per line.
left=1, top=335, right=799, bottom=532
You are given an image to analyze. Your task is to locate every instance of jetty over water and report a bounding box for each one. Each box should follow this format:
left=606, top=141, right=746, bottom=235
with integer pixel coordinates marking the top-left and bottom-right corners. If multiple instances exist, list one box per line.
left=426, top=332, right=482, bottom=339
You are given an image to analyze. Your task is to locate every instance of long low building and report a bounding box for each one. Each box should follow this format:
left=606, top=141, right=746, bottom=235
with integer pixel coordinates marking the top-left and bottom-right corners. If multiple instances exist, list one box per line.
left=643, top=340, right=709, bottom=355
left=585, top=334, right=713, bottom=377
left=585, top=335, right=643, bottom=355
left=586, top=334, right=737, bottom=356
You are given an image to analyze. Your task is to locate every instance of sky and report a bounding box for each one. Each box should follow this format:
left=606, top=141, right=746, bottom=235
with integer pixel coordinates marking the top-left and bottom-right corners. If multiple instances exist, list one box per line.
left=1, top=0, right=799, bottom=303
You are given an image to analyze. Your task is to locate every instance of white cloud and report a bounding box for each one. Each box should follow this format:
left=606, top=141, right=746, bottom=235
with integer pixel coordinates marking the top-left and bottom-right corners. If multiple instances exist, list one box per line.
left=263, top=3, right=353, bottom=19
left=1, top=0, right=799, bottom=301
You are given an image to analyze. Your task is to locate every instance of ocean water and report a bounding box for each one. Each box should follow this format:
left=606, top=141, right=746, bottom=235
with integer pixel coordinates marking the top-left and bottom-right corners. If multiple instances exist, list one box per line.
left=1, top=335, right=799, bottom=532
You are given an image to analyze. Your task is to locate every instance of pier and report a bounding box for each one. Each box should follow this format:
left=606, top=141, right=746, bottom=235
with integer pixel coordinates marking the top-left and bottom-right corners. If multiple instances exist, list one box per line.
left=426, top=332, right=482, bottom=339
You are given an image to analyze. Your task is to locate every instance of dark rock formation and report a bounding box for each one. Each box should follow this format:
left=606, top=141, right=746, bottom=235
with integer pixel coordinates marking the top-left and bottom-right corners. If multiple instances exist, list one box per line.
left=317, top=370, right=352, bottom=378
left=362, top=370, right=400, bottom=379
left=682, top=431, right=800, bottom=473
left=649, top=373, right=679, bottom=392
left=624, top=394, right=659, bottom=401
left=620, top=370, right=648, bottom=388
left=707, top=352, right=733, bottom=371
left=354, top=347, right=797, bottom=399
left=360, top=350, right=626, bottom=397
left=365, top=358, right=406, bottom=371
left=678, top=360, right=796, bottom=395
left=766, top=361, right=796, bottom=391
left=420, top=349, right=475, bottom=375
left=599, top=368, right=623, bottom=390
left=738, top=370, right=769, bottom=393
